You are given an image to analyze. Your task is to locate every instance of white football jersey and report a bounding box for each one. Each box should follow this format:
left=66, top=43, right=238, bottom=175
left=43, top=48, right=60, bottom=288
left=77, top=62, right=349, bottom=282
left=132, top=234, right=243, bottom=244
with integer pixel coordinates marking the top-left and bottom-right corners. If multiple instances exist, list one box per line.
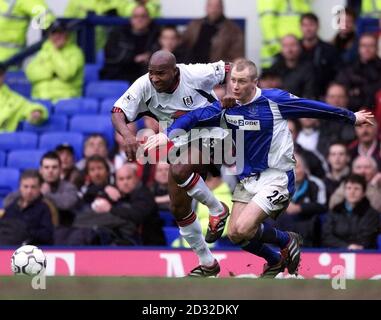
left=114, top=61, right=226, bottom=125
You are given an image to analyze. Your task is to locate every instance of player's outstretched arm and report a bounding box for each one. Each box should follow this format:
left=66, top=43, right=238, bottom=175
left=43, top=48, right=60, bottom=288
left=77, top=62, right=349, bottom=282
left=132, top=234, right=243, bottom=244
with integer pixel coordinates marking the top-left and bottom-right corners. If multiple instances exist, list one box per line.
left=144, top=102, right=223, bottom=151
left=111, top=111, right=138, bottom=161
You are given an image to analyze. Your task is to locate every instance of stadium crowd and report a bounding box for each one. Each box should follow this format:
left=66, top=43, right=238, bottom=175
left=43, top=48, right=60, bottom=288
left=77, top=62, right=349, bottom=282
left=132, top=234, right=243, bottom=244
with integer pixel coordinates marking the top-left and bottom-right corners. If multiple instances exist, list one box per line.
left=0, top=0, right=380, bottom=250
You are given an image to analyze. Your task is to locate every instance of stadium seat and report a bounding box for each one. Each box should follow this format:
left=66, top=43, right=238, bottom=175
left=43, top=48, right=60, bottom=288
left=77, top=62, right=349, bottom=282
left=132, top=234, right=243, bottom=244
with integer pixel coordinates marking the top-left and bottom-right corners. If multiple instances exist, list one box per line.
left=0, top=151, right=5, bottom=166
left=0, top=132, right=38, bottom=151
left=31, top=99, right=54, bottom=115
left=85, top=81, right=129, bottom=100
left=69, top=115, right=114, bottom=148
left=39, top=132, right=84, bottom=160
left=55, top=98, right=99, bottom=116
left=0, top=168, right=20, bottom=198
left=378, top=234, right=381, bottom=250
left=163, top=227, right=180, bottom=246
left=7, top=149, right=47, bottom=170
left=100, top=97, right=119, bottom=114
left=159, top=210, right=175, bottom=226
left=84, top=64, right=101, bottom=84
left=5, top=71, right=31, bottom=97
left=96, top=50, right=105, bottom=66
left=23, top=115, right=68, bottom=133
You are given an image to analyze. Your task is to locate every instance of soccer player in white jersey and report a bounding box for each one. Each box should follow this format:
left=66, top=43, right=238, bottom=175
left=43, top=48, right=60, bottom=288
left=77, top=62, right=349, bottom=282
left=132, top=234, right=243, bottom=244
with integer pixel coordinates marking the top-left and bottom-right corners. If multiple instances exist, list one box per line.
left=112, top=50, right=232, bottom=277
left=144, top=58, right=374, bottom=277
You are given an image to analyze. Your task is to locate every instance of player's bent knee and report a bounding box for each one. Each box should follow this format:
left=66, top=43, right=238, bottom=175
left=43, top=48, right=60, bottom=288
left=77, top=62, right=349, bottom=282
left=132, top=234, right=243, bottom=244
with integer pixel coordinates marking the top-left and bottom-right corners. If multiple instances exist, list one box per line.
left=170, top=164, right=193, bottom=184
left=227, top=230, right=243, bottom=244
left=234, top=221, right=257, bottom=240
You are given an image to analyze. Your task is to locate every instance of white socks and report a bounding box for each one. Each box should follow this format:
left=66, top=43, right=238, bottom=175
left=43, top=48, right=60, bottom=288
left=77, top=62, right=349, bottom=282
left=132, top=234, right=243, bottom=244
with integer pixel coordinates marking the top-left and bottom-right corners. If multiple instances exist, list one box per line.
left=178, top=211, right=216, bottom=267
left=178, top=173, right=224, bottom=216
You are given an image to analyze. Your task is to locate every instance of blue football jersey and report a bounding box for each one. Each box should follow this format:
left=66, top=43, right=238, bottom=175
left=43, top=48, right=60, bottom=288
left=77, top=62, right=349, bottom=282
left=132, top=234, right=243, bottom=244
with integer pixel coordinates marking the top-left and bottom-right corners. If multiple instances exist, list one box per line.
left=167, top=88, right=356, bottom=180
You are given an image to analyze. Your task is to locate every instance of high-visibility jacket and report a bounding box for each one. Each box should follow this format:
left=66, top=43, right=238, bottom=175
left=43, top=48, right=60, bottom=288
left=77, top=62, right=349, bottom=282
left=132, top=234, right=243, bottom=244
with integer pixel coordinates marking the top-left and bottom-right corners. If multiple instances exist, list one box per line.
left=64, top=0, right=121, bottom=18
left=257, top=0, right=311, bottom=68
left=118, top=0, right=161, bottom=18
left=362, top=0, right=381, bottom=18
left=25, top=39, right=84, bottom=102
left=0, top=84, right=48, bottom=132
left=0, top=0, right=54, bottom=62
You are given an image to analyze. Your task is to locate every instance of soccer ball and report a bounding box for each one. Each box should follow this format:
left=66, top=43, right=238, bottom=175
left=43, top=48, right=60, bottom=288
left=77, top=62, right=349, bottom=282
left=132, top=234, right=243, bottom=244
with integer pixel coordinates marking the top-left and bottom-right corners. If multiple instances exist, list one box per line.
left=11, top=245, right=47, bottom=276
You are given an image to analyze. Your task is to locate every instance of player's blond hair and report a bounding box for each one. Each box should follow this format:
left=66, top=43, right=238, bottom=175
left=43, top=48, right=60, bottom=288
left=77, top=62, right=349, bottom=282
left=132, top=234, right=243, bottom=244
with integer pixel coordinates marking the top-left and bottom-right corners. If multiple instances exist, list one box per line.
left=232, top=58, right=258, bottom=80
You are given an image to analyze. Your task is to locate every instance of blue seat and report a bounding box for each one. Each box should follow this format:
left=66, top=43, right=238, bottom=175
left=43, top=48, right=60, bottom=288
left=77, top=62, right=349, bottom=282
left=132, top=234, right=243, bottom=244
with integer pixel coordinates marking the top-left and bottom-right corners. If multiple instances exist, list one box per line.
left=0, top=132, right=38, bottom=151
left=96, top=50, right=104, bottom=66
left=39, top=132, right=84, bottom=160
left=84, top=64, right=101, bottom=85
left=163, top=227, right=180, bottom=246
left=70, top=115, right=114, bottom=148
left=23, top=115, right=68, bottom=133
left=85, top=81, right=129, bottom=99
left=160, top=210, right=175, bottom=226
left=31, top=99, right=54, bottom=115
left=5, top=71, right=31, bottom=97
left=100, top=97, right=119, bottom=114
left=0, top=151, right=5, bottom=166
left=55, top=98, right=99, bottom=116
left=378, top=234, right=381, bottom=250
left=7, top=150, right=47, bottom=170
left=0, top=168, right=20, bottom=197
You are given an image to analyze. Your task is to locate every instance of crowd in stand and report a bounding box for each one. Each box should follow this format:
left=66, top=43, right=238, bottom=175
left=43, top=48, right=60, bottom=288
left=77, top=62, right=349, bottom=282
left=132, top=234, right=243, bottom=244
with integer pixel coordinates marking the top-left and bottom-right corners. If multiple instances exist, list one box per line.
left=0, top=0, right=380, bottom=249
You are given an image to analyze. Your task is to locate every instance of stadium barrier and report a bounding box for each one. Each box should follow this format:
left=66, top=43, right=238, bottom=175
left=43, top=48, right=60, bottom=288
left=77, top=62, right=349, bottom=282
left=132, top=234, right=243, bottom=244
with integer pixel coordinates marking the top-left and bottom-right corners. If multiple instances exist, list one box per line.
left=1, top=248, right=381, bottom=279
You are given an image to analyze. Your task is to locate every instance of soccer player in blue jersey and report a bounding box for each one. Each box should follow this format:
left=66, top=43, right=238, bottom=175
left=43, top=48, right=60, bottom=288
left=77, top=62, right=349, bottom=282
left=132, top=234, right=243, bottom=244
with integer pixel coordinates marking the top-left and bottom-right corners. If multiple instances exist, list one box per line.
left=144, top=58, right=374, bottom=277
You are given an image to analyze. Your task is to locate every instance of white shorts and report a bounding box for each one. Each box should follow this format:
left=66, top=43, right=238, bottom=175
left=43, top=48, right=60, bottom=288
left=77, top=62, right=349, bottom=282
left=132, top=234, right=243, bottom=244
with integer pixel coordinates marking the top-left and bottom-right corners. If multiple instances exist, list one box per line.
left=232, top=168, right=295, bottom=219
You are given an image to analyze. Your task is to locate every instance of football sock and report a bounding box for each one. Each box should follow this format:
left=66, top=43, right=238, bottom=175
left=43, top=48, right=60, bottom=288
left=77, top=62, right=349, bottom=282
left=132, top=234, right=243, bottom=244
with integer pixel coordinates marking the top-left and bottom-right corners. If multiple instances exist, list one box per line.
left=240, top=238, right=280, bottom=266
left=255, top=223, right=290, bottom=249
left=177, top=211, right=216, bottom=267
left=178, top=173, right=224, bottom=216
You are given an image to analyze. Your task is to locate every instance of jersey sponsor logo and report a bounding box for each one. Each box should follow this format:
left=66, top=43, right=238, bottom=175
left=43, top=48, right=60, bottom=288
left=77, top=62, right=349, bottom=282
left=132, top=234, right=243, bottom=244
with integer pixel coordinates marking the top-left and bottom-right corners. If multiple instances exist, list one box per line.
left=183, top=96, right=193, bottom=107
left=225, top=114, right=261, bottom=131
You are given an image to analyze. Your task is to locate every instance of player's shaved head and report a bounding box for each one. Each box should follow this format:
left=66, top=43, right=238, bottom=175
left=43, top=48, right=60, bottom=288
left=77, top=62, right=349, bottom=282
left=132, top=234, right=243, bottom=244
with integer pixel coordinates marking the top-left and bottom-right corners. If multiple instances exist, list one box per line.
left=232, top=58, right=258, bottom=80
left=148, top=50, right=179, bottom=93
left=149, top=50, right=176, bottom=69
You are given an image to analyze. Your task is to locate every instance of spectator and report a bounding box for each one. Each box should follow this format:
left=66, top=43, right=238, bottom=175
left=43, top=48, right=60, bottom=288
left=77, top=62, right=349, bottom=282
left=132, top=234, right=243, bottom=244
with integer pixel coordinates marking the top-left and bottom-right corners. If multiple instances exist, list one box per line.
left=320, top=83, right=356, bottom=145
left=348, top=121, right=381, bottom=167
left=257, top=0, right=311, bottom=67
left=329, top=155, right=381, bottom=212
left=77, top=134, right=114, bottom=174
left=0, top=170, right=56, bottom=245
left=55, top=144, right=82, bottom=189
left=332, top=7, right=358, bottom=65
left=79, top=155, right=114, bottom=207
left=0, top=0, right=54, bottom=62
left=5, top=152, right=78, bottom=226
left=100, top=5, right=160, bottom=83
left=181, top=0, right=244, bottom=63
left=268, top=35, right=316, bottom=98
left=300, top=13, right=341, bottom=97
left=288, top=119, right=327, bottom=179
left=324, top=143, right=351, bottom=200
left=322, top=174, right=380, bottom=249
left=275, top=153, right=327, bottom=247
left=77, top=163, right=165, bottom=245
left=65, top=0, right=120, bottom=17
left=336, top=33, right=381, bottom=110
left=25, top=20, right=85, bottom=102
left=258, top=70, right=283, bottom=89
left=155, top=25, right=186, bottom=63
left=151, top=162, right=171, bottom=211
left=0, top=64, right=48, bottom=132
